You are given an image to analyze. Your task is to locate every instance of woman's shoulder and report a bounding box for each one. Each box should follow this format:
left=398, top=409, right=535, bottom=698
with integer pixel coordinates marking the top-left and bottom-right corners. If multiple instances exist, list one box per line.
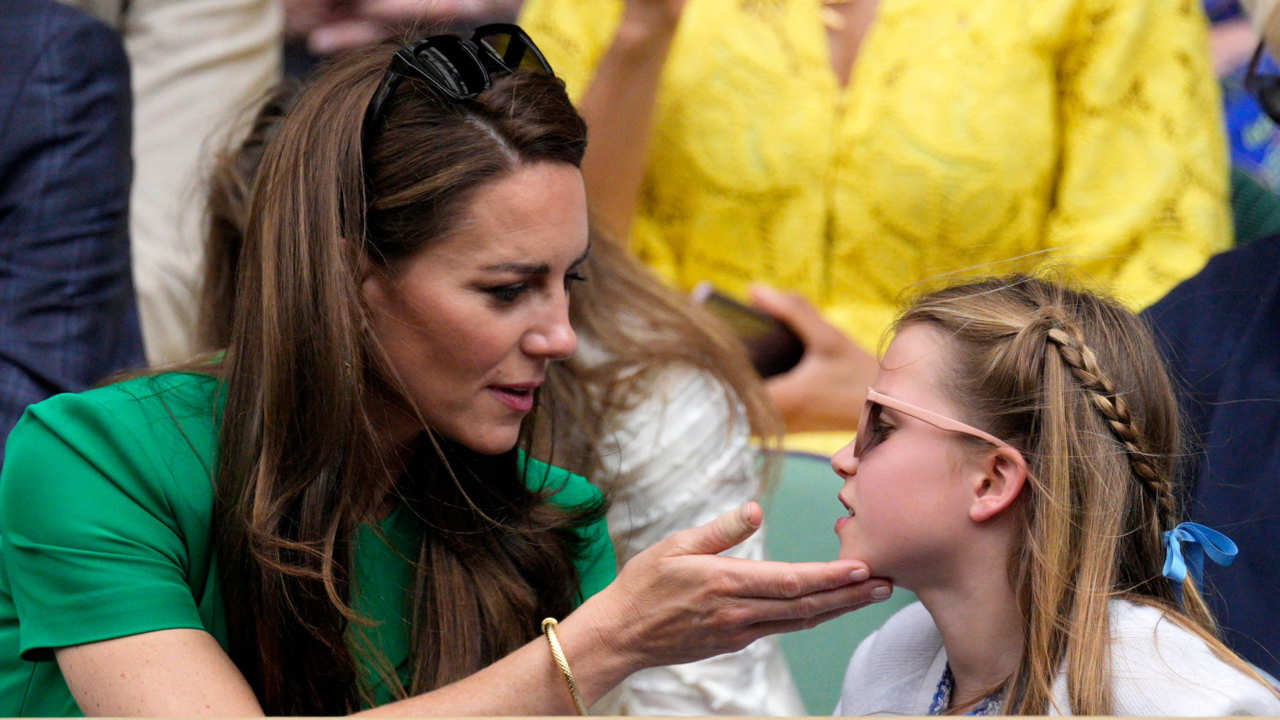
left=11, top=371, right=220, bottom=453
left=593, top=362, right=754, bottom=518
left=2, top=371, right=222, bottom=514
left=21, top=371, right=220, bottom=422
left=518, top=451, right=602, bottom=507
left=1104, top=598, right=1280, bottom=715
left=604, top=361, right=739, bottom=439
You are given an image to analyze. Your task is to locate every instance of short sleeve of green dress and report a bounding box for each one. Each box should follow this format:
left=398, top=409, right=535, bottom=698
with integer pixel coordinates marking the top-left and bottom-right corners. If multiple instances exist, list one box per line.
left=0, top=373, right=615, bottom=716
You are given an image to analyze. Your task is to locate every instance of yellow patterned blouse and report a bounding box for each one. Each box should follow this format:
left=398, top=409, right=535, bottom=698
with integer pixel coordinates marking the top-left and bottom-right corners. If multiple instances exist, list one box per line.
left=521, top=0, right=1231, bottom=352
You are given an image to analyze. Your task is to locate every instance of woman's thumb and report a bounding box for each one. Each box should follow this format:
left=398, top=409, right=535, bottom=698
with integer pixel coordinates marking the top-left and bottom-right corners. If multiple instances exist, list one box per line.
left=673, top=502, right=763, bottom=556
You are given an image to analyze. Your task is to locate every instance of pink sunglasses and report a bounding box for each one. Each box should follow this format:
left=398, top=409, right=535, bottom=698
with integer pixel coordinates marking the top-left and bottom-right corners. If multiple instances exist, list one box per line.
left=854, top=388, right=1014, bottom=459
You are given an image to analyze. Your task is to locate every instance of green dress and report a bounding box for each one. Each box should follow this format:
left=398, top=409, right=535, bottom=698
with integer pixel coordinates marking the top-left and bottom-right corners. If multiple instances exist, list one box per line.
left=0, top=372, right=616, bottom=716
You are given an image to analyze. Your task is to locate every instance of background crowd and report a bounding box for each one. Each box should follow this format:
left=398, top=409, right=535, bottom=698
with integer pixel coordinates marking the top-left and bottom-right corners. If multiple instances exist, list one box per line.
left=0, top=0, right=1277, bottom=714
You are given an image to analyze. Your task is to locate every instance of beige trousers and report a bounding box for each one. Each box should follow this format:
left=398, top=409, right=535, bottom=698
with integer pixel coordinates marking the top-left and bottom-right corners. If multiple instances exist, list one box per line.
left=1242, top=0, right=1280, bottom=44
left=62, top=0, right=283, bottom=363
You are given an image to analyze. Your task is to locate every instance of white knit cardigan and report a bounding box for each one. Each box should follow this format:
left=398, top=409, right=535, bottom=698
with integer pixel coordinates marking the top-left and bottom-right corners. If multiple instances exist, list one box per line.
left=834, top=599, right=1280, bottom=716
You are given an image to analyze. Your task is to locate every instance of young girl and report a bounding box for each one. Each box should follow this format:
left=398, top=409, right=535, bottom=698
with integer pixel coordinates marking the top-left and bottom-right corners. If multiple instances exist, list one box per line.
left=832, top=275, right=1280, bottom=715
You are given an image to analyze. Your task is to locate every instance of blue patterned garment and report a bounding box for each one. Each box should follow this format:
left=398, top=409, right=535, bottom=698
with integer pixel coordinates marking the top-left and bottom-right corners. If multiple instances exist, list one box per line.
left=0, top=0, right=145, bottom=466
left=1205, top=0, right=1242, bottom=20
left=928, top=665, right=1004, bottom=716
left=1205, top=0, right=1280, bottom=189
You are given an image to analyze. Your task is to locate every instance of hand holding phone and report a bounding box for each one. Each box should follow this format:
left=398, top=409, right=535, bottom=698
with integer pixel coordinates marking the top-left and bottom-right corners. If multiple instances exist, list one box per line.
left=691, top=282, right=806, bottom=378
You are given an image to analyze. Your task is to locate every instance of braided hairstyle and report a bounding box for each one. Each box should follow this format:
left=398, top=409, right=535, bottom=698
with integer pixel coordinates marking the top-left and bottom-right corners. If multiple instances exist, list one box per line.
left=896, top=274, right=1226, bottom=714
left=1043, top=325, right=1179, bottom=528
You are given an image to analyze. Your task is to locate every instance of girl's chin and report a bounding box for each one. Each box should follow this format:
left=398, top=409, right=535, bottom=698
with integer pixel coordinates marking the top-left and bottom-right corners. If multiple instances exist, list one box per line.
left=835, top=538, right=872, bottom=564
left=837, top=548, right=868, bottom=564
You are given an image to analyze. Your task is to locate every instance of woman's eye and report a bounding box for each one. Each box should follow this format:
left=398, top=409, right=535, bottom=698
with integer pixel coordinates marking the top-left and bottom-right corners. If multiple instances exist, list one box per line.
left=484, top=283, right=527, bottom=303
left=565, top=271, right=588, bottom=289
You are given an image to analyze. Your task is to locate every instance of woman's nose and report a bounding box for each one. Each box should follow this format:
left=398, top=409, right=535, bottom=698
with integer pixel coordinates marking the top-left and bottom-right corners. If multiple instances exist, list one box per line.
left=831, top=440, right=859, bottom=480
left=523, top=299, right=578, bottom=360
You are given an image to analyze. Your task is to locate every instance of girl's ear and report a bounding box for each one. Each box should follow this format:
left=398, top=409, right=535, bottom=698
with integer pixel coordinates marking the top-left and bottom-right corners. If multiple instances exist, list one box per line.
left=969, top=446, right=1028, bottom=523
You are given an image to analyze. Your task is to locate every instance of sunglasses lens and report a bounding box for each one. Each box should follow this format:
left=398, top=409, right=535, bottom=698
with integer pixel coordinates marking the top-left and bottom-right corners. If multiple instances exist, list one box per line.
left=1261, top=82, right=1280, bottom=125
left=854, top=400, right=879, bottom=458
left=417, top=38, right=488, bottom=97
left=476, top=30, right=550, bottom=74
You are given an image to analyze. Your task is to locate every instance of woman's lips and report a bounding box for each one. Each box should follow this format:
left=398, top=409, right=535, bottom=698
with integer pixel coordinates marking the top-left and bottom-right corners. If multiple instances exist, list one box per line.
left=490, top=385, right=537, bottom=412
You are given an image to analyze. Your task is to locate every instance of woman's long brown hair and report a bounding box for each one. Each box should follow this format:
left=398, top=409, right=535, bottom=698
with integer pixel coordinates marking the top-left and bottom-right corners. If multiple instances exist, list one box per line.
left=897, top=274, right=1277, bottom=713
left=201, top=43, right=603, bottom=714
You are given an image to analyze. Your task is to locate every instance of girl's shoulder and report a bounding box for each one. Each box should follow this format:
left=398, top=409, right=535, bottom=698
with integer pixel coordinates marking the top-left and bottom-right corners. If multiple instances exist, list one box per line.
left=835, top=601, right=945, bottom=716
left=1101, top=598, right=1280, bottom=715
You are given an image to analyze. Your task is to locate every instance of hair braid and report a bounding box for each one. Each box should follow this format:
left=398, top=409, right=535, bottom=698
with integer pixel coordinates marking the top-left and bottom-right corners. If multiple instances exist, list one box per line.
left=1044, top=325, right=1177, bottom=527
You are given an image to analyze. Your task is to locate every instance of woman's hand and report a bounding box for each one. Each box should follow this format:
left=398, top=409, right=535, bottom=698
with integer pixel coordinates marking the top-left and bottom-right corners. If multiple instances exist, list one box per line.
left=284, top=0, right=525, bottom=55
left=618, top=0, right=689, bottom=37
left=564, top=502, right=891, bottom=683
left=750, top=285, right=878, bottom=433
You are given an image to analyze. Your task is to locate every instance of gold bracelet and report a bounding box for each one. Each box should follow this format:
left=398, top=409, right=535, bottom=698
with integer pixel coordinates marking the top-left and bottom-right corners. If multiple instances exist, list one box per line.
left=541, top=617, right=587, bottom=715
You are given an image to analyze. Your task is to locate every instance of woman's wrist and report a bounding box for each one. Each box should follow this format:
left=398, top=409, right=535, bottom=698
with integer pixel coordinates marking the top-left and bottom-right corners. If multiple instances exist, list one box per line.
left=615, top=6, right=683, bottom=51
left=548, top=592, right=646, bottom=703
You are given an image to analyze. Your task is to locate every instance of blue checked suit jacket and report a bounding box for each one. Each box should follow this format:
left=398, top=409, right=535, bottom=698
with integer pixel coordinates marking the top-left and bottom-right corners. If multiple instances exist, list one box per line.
left=0, top=0, right=145, bottom=465
left=1144, top=235, right=1280, bottom=681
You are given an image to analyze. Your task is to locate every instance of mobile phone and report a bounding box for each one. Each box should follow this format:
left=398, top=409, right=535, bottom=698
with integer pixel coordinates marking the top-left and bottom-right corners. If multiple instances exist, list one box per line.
left=691, top=282, right=806, bottom=378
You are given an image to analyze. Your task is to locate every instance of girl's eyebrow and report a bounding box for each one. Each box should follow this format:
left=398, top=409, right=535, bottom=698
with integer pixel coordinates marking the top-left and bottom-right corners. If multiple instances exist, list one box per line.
left=482, top=244, right=591, bottom=275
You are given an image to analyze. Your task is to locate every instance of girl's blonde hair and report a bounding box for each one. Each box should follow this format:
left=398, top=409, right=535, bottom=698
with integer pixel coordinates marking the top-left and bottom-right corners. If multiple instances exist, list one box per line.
left=897, top=273, right=1273, bottom=714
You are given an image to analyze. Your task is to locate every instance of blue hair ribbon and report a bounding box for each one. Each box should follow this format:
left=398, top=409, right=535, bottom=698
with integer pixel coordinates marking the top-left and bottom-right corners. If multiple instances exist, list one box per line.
left=1162, top=522, right=1238, bottom=601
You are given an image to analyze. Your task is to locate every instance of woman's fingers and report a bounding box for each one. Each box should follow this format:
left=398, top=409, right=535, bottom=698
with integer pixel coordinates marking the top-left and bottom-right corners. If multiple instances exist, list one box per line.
left=682, top=575, right=891, bottom=658
left=747, top=284, right=880, bottom=431
left=706, top=556, right=877, bottom=599
left=713, top=576, right=891, bottom=624
left=737, top=604, right=868, bottom=642
left=749, top=284, right=843, bottom=352
left=654, top=503, right=876, bottom=601
left=308, top=18, right=389, bottom=54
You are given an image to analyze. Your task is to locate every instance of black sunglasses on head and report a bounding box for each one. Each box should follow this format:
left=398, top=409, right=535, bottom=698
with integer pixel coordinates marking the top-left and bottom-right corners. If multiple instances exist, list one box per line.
left=1246, top=40, right=1280, bottom=125
left=361, top=24, right=554, bottom=155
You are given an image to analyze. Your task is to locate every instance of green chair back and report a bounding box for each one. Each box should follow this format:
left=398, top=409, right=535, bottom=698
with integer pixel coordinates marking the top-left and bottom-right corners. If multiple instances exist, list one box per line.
left=1231, top=166, right=1280, bottom=246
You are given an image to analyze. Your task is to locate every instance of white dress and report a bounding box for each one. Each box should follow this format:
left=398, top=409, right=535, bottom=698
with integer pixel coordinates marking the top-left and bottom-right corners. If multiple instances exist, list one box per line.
left=834, top=599, right=1280, bottom=716
left=587, top=361, right=805, bottom=716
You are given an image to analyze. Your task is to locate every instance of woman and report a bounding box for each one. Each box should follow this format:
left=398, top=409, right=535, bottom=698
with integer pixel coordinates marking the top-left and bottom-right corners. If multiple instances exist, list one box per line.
left=518, top=0, right=1233, bottom=448
left=0, top=28, right=885, bottom=715
left=200, top=81, right=805, bottom=715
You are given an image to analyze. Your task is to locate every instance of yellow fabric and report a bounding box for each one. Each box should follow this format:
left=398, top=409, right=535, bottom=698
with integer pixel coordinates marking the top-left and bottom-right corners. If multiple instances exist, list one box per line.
left=521, top=0, right=1231, bottom=455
